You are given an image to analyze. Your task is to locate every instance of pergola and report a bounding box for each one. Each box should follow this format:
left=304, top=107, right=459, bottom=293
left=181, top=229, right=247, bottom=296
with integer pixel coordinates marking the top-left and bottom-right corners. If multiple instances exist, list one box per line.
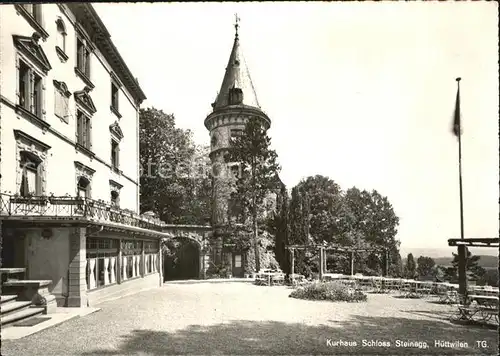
left=447, top=237, right=499, bottom=300
left=285, top=243, right=390, bottom=280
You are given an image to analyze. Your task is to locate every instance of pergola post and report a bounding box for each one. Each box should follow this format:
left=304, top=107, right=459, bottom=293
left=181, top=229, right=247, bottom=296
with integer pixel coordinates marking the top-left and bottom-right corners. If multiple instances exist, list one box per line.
left=319, top=247, right=324, bottom=281
left=384, top=250, right=389, bottom=277
left=458, top=245, right=468, bottom=301
left=349, top=251, right=354, bottom=276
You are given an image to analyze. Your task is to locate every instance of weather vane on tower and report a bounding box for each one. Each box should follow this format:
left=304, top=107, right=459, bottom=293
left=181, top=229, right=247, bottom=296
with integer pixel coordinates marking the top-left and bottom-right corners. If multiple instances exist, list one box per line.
left=234, top=13, right=240, bottom=38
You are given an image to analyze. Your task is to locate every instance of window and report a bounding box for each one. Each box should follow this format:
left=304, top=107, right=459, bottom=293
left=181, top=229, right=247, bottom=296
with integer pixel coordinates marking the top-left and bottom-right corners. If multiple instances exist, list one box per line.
left=76, top=110, right=91, bottom=149
left=111, top=140, right=120, bottom=169
left=76, top=37, right=91, bottom=78
left=86, top=238, right=119, bottom=290
left=54, top=81, right=70, bottom=122
left=111, top=82, right=119, bottom=111
left=18, top=61, right=30, bottom=110
left=111, top=191, right=119, bottom=207
left=234, top=254, right=242, bottom=268
left=19, top=151, right=42, bottom=196
left=229, top=129, right=243, bottom=146
left=77, top=176, right=90, bottom=198
left=228, top=87, right=243, bottom=105
left=121, top=240, right=143, bottom=280
left=21, top=4, right=42, bottom=24
left=55, top=19, right=67, bottom=54
left=18, top=60, right=43, bottom=118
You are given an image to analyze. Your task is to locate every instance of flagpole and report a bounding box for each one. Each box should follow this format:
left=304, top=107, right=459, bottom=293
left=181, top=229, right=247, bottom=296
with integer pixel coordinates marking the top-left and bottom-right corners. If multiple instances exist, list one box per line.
left=455, top=77, right=468, bottom=303
left=456, top=77, right=464, bottom=240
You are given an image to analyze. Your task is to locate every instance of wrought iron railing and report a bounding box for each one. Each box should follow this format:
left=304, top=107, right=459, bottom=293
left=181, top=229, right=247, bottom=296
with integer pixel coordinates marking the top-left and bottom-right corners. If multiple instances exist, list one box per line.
left=0, top=193, right=167, bottom=232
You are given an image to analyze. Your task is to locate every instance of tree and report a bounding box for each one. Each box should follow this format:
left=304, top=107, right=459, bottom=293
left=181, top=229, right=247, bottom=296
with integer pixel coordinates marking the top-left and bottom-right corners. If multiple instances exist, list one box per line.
left=225, top=117, right=281, bottom=272
left=404, top=253, right=417, bottom=278
left=294, top=176, right=346, bottom=245
left=446, top=250, right=487, bottom=282
left=343, top=187, right=401, bottom=275
left=416, top=256, right=436, bottom=278
left=268, top=182, right=290, bottom=275
left=139, top=107, right=211, bottom=225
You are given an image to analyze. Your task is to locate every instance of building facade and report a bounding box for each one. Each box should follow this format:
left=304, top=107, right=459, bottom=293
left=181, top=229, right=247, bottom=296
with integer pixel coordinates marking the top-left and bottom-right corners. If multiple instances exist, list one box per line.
left=204, top=23, right=272, bottom=277
left=0, top=3, right=164, bottom=310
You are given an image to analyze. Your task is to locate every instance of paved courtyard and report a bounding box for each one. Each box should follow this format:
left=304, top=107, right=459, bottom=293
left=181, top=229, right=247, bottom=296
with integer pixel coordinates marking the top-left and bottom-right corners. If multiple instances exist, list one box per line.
left=2, top=282, right=498, bottom=355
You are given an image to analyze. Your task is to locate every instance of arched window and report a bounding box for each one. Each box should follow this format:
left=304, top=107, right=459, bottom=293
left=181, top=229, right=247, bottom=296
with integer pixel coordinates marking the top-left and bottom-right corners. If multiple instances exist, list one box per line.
left=77, top=176, right=90, bottom=198
left=56, top=18, right=66, bottom=53
left=19, top=151, right=42, bottom=196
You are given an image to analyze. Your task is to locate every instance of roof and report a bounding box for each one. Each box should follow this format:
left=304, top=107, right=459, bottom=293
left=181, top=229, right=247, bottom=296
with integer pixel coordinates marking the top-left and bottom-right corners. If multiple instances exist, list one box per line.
left=212, top=32, right=260, bottom=110
left=66, top=4, right=147, bottom=104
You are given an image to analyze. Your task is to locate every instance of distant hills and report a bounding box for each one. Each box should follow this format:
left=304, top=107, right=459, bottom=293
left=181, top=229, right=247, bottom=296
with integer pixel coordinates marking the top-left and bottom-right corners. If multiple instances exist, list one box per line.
left=401, top=254, right=498, bottom=269
left=400, top=247, right=498, bottom=259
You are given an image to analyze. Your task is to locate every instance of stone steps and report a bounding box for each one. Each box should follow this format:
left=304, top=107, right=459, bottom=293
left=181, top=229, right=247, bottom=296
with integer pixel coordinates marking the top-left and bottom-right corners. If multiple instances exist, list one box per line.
left=1, top=294, right=18, bottom=304
left=0, top=306, right=45, bottom=327
left=0, top=293, right=45, bottom=328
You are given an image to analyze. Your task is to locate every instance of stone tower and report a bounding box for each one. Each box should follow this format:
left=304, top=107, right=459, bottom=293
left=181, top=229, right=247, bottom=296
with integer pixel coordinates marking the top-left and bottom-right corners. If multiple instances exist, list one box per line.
left=204, top=18, right=271, bottom=270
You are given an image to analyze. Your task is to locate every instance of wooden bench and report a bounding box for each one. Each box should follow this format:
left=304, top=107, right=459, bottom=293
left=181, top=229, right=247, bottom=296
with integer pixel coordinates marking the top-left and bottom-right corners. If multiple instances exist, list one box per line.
left=2, top=280, right=57, bottom=314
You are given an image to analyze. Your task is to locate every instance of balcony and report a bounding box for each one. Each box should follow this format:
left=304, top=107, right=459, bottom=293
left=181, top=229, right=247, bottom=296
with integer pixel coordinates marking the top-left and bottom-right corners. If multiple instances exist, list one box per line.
left=0, top=193, right=167, bottom=232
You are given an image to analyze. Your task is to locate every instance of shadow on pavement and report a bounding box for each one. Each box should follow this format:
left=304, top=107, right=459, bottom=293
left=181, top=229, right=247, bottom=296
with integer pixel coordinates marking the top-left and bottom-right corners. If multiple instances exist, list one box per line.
left=81, top=315, right=498, bottom=355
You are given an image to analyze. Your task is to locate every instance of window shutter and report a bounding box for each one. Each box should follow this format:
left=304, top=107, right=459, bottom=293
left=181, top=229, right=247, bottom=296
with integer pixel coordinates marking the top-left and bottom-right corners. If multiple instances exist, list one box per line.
left=88, top=119, right=93, bottom=150
left=117, top=144, right=120, bottom=168
left=76, top=113, right=81, bottom=143
left=29, top=71, right=35, bottom=113
left=15, top=59, right=20, bottom=103
left=35, top=164, right=42, bottom=195
left=41, top=81, right=46, bottom=117
left=63, top=96, right=69, bottom=123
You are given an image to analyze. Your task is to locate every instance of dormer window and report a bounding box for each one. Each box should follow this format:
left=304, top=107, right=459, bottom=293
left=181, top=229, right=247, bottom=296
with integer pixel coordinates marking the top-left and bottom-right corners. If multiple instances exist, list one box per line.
left=228, top=87, right=243, bottom=105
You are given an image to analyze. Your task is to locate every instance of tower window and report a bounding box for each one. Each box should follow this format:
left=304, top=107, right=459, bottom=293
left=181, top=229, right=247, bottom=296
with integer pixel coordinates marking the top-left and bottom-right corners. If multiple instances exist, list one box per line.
left=228, top=87, right=243, bottom=105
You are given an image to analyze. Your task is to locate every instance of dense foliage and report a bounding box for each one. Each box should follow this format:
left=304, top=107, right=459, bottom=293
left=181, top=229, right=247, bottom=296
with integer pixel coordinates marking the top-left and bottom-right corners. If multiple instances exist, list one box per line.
left=139, top=107, right=211, bottom=225
left=289, top=281, right=367, bottom=302
left=270, top=175, right=401, bottom=277
left=225, top=117, right=281, bottom=272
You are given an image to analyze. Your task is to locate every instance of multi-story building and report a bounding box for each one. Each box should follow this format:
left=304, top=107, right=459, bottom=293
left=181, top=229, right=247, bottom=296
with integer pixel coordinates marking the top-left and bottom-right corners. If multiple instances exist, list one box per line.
left=0, top=3, right=166, bottom=316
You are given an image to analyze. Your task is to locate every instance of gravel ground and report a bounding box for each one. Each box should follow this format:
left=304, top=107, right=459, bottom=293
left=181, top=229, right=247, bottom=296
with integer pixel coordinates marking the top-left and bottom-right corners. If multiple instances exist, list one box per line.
left=1, top=283, right=498, bottom=355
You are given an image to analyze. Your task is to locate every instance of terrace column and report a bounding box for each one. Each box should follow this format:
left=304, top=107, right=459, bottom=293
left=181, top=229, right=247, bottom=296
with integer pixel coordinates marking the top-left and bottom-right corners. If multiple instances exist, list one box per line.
left=117, top=238, right=122, bottom=284
left=67, top=227, right=87, bottom=307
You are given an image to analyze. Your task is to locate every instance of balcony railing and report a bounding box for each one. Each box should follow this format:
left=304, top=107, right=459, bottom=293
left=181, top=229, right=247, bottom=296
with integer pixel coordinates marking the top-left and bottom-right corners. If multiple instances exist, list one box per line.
left=0, top=193, right=167, bottom=232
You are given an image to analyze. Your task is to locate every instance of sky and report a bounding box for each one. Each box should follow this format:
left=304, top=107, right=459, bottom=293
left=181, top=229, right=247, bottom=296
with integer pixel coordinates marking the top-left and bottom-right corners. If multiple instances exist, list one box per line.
left=94, top=2, right=499, bottom=256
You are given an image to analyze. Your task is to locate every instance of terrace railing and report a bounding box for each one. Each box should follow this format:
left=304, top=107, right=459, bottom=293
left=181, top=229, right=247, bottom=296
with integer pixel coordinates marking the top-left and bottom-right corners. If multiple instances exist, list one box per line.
left=0, top=193, right=167, bottom=232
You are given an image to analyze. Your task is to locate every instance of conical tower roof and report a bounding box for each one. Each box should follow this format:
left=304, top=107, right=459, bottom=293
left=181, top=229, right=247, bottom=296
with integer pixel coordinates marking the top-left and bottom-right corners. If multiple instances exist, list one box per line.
left=212, top=22, right=260, bottom=110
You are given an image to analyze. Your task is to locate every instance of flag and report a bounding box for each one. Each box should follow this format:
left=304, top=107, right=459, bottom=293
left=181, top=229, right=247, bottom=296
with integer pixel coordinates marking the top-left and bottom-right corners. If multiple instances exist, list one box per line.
left=452, top=78, right=462, bottom=137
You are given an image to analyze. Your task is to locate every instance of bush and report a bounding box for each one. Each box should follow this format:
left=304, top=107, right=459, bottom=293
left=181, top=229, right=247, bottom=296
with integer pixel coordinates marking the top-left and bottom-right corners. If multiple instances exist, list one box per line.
left=289, top=281, right=367, bottom=302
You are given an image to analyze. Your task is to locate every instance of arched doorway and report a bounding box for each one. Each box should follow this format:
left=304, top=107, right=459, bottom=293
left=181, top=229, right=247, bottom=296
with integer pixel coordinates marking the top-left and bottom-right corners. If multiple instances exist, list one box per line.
left=163, top=237, right=201, bottom=281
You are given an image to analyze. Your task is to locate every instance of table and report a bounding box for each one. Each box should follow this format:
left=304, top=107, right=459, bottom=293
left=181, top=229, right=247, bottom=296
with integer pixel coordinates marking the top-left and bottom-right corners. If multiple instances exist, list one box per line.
left=451, top=295, right=499, bottom=325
